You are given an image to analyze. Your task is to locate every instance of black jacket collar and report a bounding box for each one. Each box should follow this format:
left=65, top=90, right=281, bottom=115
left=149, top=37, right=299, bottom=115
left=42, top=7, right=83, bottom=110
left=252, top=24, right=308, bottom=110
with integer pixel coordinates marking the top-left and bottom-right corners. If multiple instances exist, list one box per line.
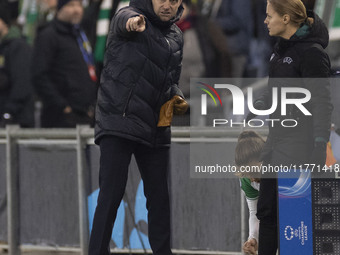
left=52, top=18, right=77, bottom=35
left=275, top=11, right=329, bottom=54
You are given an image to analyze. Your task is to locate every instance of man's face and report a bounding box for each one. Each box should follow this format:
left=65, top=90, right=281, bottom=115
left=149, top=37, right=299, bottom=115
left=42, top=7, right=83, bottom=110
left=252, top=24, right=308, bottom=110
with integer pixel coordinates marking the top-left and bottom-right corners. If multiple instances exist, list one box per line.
left=57, top=0, right=83, bottom=25
left=152, top=0, right=182, bottom=22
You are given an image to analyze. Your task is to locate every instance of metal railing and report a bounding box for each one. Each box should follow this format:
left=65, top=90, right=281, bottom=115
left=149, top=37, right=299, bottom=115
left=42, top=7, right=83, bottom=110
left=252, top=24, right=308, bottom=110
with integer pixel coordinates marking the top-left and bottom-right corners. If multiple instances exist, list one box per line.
left=0, top=125, right=268, bottom=255
left=2, top=125, right=94, bottom=255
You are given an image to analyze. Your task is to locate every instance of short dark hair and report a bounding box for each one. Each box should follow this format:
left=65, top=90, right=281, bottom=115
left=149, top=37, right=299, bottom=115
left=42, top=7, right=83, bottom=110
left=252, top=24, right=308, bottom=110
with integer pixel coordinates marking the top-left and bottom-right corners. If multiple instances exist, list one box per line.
left=0, top=0, right=10, bottom=25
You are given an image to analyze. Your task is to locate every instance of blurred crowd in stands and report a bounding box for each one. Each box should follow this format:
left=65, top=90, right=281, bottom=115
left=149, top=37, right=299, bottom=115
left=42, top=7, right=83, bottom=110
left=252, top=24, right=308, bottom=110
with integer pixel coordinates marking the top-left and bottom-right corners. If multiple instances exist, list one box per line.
left=0, top=0, right=339, bottom=128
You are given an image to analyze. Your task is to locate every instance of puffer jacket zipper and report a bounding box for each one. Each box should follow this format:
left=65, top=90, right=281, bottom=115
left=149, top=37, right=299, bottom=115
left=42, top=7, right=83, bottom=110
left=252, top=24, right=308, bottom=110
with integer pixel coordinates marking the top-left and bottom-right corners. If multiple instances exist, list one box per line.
left=123, top=88, right=133, bottom=117
left=153, top=36, right=172, bottom=146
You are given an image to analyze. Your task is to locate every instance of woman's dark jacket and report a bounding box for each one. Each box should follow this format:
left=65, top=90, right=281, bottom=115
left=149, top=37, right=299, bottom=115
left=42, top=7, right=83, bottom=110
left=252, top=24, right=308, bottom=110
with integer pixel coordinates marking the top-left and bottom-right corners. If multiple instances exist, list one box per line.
left=95, top=0, right=184, bottom=146
left=256, top=12, right=333, bottom=164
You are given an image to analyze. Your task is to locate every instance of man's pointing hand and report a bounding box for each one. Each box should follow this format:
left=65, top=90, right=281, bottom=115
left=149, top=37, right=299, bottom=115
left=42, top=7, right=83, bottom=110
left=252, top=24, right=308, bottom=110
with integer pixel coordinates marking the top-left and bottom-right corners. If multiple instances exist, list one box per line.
left=126, top=15, right=146, bottom=32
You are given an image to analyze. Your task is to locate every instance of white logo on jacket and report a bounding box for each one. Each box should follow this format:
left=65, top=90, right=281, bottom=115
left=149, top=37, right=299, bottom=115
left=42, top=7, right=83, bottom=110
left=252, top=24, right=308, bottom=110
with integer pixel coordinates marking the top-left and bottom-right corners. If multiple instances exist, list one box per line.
left=283, top=57, right=293, bottom=64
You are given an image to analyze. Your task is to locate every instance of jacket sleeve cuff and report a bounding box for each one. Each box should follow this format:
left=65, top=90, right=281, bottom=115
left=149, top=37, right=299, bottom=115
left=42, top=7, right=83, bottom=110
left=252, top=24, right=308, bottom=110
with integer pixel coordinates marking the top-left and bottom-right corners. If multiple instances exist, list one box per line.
left=171, top=85, right=184, bottom=99
left=115, top=8, right=144, bottom=36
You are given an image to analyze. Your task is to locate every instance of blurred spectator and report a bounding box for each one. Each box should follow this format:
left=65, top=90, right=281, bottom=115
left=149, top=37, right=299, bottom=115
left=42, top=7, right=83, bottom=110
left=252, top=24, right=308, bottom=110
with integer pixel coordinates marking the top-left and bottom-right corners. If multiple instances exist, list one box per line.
left=195, top=0, right=232, bottom=78
left=0, top=0, right=35, bottom=127
left=7, top=0, right=20, bottom=23
left=82, top=0, right=129, bottom=77
left=248, top=0, right=273, bottom=77
left=18, top=0, right=57, bottom=45
left=18, top=0, right=39, bottom=44
left=31, top=0, right=97, bottom=128
left=37, top=0, right=58, bottom=24
left=215, top=0, right=253, bottom=77
left=176, top=0, right=204, bottom=99
left=82, top=0, right=107, bottom=62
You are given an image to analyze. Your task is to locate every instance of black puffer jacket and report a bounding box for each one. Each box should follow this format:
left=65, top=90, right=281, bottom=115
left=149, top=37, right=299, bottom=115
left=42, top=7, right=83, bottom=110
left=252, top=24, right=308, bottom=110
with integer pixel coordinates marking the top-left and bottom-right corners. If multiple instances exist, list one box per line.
left=256, top=12, right=333, bottom=156
left=95, top=0, right=184, bottom=146
left=0, top=27, right=34, bottom=127
left=32, top=19, right=97, bottom=125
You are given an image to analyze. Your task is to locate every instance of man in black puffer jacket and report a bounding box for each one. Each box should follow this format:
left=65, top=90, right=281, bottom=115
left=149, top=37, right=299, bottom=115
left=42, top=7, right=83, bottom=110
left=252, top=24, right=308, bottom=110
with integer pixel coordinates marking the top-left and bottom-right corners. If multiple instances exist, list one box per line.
left=89, top=0, right=187, bottom=254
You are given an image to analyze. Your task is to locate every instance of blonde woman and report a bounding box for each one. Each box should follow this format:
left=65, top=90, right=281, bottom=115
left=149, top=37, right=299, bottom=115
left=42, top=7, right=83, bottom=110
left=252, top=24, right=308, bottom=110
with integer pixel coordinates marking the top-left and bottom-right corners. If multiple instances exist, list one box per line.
left=248, top=0, right=333, bottom=254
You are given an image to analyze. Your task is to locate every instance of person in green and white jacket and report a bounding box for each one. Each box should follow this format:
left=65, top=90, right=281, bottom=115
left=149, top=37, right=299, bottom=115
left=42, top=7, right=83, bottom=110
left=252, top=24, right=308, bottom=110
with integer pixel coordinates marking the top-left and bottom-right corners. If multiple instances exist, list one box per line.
left=235, top=131, right=265, bottom=255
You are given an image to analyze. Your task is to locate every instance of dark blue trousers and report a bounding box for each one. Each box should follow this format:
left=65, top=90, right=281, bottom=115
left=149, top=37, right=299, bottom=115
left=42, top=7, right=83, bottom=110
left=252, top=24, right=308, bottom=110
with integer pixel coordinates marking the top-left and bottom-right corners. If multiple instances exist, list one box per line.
left=89, top=136, right=172, bottom=255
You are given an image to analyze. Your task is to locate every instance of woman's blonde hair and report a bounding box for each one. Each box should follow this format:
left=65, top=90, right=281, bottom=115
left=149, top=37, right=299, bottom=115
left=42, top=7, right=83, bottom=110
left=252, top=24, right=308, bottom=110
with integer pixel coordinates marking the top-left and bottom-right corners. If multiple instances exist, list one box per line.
left=268, top=0, right=313, bottom=26
left=235, top=131, right=265, bottom=167
left=234, top=131, right=265, bottom=178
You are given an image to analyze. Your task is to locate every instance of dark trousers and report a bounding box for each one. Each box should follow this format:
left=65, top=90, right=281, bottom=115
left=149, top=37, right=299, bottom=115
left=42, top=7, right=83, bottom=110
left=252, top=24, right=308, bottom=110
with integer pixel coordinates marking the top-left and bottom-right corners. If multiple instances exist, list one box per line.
left=256, top=136, right=312, bottom=255
left=89, top=136, right=172, bottom=255
left=256, top=178, right=278, bottom=255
